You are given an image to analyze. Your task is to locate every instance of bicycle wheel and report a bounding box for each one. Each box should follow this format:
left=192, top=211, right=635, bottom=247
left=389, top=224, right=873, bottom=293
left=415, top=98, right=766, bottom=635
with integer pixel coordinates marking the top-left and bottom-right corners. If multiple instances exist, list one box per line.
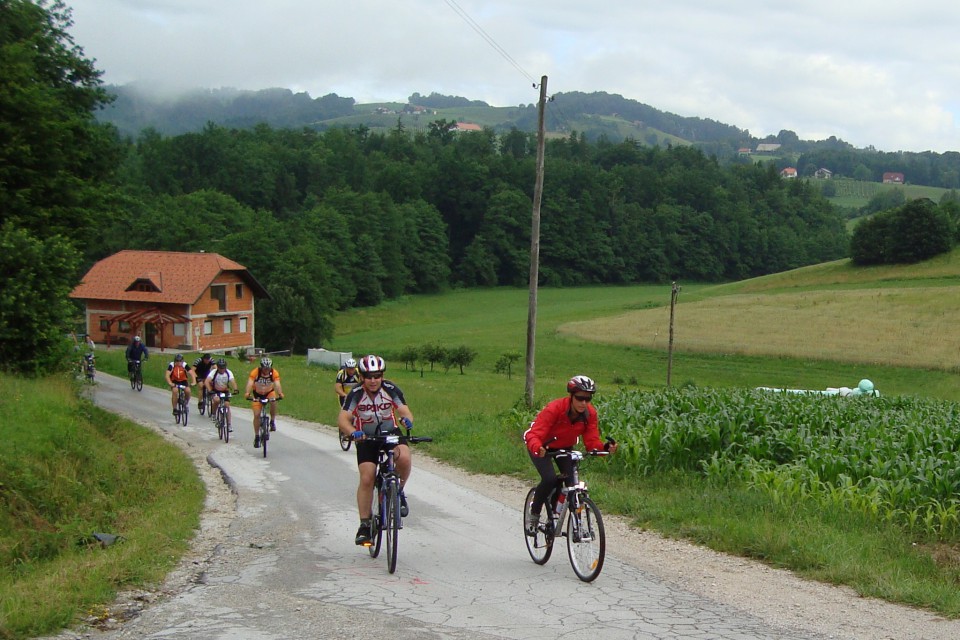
left=368, top=484, right=383, bottom=558
left=339, top=432, right=352, bottom=451
left=223, top=407, right=231, bottom=443
left=566, top=494, right=605, bottom=582
left=217, top=408, right=225, bottom=441
left=384, top=480, right=400, bottom=574
left=260, top=415, right=269, bottom=458
left=523, top=488, right=554, bottom=565
left=181, top=397, right=189, bottom=427
left=129, top=371, right=136, bottom=390
left=199, top=390, right=207, bottom=415
left=135, top=369, right=143, bottom=392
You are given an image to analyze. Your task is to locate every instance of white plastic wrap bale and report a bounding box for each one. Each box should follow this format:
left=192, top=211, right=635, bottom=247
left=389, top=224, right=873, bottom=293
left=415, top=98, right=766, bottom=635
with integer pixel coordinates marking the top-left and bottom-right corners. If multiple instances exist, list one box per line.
left=306, top=348, right=353, bottom=367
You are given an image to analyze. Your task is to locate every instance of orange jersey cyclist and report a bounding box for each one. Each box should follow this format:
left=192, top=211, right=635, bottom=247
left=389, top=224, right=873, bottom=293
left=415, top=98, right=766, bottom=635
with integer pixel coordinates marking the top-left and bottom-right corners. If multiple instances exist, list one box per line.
left=337, top=354, right=415, bottom=546
left=244, top=356, right=284, bottom=449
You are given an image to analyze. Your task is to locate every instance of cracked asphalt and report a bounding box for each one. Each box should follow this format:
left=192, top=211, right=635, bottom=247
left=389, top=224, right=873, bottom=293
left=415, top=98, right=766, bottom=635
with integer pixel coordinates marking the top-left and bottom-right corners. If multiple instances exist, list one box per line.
left=41, top=373, right=960, bottom=640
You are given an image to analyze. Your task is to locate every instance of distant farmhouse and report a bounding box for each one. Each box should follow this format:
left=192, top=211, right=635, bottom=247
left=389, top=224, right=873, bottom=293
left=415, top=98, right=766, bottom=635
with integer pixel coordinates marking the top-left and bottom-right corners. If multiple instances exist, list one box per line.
left=756, top=143, right=782, bottom=153
left=814, top=167, right=833, bottom=179
left=454, top=122, right=483, bottom=132
left=883, top=172, right=905, bottom=184
left=779, top=167, right=798, bottom=179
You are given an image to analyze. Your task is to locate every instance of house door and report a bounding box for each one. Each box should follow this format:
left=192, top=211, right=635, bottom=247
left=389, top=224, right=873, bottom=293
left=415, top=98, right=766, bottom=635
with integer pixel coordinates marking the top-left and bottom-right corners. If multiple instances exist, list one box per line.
left=145, top=323, right=158, bottom=347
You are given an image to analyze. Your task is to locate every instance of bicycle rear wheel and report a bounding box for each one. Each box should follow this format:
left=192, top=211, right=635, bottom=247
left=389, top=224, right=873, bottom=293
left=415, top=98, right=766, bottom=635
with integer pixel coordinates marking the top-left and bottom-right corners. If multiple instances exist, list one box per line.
left=368, top=485, right=383, bottom=558
left=567, top=495, right=605, bottom=582
left=199, top=390, right=207, bottom=415
left=385, top=480, right=400, bottom=574
left=523, top=488, right=554, bottom=565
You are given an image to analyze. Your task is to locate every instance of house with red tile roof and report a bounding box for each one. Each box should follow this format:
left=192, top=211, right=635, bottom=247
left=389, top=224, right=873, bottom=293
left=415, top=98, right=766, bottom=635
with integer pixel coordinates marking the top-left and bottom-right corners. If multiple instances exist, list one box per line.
left=779, top=167, right=798, bottom=179
left=70, top=250, right=269, bottom=352
left=882, top=172, right=905, bottom=184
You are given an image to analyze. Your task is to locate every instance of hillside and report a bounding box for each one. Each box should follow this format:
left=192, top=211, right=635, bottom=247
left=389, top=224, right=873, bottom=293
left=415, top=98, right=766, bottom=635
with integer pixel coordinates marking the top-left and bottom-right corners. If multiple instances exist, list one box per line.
left=561, top=247, right=960, bottom=372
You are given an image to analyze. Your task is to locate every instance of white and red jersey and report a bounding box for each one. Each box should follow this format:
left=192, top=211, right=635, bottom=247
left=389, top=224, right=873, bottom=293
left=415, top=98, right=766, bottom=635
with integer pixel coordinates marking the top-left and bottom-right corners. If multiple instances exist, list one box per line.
left=342, top=380, right=407, bottom=436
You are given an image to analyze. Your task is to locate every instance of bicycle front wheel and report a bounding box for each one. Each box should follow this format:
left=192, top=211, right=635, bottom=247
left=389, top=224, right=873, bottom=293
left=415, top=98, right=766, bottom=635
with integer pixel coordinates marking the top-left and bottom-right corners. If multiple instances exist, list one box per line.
left=567, top=495, right=605, bottom=582
left=385, top=480, right=400, bottom=574
left=181, top=399, right=189, bottom=427
left=217, top=409, right=225, bottom=440
left=260, top=415, right=269, bottom=458
left=523, top=488, right=554, bottom=565
left=135, top=370, right=143, bottom=392
left=368, top=485, right=383, bottom=558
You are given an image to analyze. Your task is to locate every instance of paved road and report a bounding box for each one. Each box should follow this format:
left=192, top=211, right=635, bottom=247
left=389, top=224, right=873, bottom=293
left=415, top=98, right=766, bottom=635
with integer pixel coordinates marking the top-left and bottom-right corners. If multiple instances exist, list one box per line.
left=77, top=372, right=826, bottom=640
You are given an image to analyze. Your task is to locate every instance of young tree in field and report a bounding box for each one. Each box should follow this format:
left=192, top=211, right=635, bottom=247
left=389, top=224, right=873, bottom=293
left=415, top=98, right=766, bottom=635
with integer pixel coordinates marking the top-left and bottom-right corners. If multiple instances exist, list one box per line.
left=494, top=351, right=522, bottom=379
left=443, top=346, right=477, bottom=375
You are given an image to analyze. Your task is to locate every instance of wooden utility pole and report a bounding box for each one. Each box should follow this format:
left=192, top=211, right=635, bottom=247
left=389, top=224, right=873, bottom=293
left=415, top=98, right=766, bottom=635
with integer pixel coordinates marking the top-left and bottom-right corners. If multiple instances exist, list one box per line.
left=666, top=281, right=680, bottom=386
left=525, top=76, right=548, bottom=408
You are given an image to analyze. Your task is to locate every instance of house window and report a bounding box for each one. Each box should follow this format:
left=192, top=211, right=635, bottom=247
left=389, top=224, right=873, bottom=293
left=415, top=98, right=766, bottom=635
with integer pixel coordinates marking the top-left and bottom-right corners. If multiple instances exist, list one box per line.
left=235, top=284, right=244, bottom=299
left=210, top=285, right=226, bottom=311
left=118, top=321, right=131, bottom=333
left=223, top=319, right=232, bottom=334
left=239, top=317, right=248, bottom=333
left=99, top=319, right=109, bottom=331
left=203, top=321, right=213, bottom=335
left=173, top=323, right=186, bottom=337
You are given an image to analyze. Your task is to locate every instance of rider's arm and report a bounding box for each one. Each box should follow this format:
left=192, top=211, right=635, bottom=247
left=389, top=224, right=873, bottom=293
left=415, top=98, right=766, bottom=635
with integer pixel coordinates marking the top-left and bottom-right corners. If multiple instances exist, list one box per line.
left=525, top=401, right=562, bottom=456
left=272, top=371, right=283, bottom=398
left=243, top=374, right=254, bottom=398
left=164, top=366, right=173, bottom=387
left=396, top=404, right=414, bottom=428
left=582, top=407, right=605, bottom=452
left=337, top=408, right=356, bottom=438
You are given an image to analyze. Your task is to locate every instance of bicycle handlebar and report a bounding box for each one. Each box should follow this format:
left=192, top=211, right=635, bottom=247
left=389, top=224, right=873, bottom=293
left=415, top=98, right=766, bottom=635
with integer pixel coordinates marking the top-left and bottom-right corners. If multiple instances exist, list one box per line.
left=357, top=430, right=433, bottom=445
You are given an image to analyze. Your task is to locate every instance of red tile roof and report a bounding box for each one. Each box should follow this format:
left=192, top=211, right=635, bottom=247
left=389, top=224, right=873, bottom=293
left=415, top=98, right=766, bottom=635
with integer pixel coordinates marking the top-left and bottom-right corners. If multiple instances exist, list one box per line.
left=70, top=250, right=269, bottom=304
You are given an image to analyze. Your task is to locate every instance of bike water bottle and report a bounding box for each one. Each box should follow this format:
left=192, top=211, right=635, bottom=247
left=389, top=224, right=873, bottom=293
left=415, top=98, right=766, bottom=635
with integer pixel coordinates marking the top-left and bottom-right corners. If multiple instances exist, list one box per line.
left=555, top=490, right=566, bottom=514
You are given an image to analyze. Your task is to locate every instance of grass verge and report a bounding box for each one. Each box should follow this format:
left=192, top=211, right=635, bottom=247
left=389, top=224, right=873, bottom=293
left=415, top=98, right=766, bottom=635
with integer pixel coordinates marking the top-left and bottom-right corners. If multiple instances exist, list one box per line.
left=0, top=376, right=204, bottom=640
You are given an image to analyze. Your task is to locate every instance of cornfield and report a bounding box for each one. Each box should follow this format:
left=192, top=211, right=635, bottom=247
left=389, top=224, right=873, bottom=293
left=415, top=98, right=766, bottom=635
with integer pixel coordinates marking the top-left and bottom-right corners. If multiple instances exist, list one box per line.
left=599, top=387, right=960, bottom=539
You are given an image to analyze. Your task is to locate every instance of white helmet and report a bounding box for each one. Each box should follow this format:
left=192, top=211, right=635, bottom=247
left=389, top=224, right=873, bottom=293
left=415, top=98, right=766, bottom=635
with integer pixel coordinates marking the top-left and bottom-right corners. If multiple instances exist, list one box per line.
left=344, top=358, right=357, bottom=368
left=358, top=354, right=385, bottom=374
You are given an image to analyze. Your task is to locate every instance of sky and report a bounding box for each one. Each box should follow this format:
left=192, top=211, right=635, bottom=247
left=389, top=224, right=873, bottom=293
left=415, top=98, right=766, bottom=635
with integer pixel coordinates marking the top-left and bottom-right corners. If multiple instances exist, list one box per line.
left=65, top=0, right=960, bottom=153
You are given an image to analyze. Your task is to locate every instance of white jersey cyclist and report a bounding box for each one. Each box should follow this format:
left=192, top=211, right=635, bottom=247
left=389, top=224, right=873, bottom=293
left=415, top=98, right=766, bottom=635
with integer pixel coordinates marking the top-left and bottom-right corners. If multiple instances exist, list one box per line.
left=342, top=379, right=408, bottom=436
left=206, top=367, right=236, bottom=392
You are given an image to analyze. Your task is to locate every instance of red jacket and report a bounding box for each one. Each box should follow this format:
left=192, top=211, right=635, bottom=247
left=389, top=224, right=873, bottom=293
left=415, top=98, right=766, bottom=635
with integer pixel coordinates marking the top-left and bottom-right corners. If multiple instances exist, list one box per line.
left=524, top=396, right=603, bottom=454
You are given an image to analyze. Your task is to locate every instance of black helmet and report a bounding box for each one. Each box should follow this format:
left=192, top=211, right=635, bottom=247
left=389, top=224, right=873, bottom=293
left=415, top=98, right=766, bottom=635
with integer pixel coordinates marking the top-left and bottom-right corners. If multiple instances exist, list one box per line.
left=174, top=354, right=184, bottom=362
left=566, top=375, right=596, bottom=395
left=201, top=353, right=211, bottom=359
left=216, top=358, right=227, bottom=367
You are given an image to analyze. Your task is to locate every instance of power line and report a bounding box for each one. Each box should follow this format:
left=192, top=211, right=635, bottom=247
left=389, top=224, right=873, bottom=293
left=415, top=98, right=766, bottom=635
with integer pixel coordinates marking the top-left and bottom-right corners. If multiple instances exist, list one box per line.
left=443, top=0, right=539, bottom=88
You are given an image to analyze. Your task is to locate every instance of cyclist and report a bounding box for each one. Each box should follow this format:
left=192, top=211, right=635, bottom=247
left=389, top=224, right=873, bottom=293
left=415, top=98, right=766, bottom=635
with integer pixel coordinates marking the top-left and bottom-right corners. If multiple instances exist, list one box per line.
left=125, top=335, right=149, bottom=377
left=337, top=354, right=415, bottom=545
left=334, top=358, right=361, bottom=407
left=164, top=354, right=197, bottom=416
left=205, top=358, right=239, bottom=428
left=244, top=357, right=284, bottom=449
left=192, top=353, right=215, bottom=410
left=522, top=375, right=617, bottom=534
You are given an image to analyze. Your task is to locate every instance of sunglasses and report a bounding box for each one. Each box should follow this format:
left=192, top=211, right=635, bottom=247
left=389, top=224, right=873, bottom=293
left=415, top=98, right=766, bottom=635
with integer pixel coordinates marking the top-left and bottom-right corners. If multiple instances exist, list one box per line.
left=363, top=373, right=383, bottom=380
left=573, top=394, right=593, bottom=402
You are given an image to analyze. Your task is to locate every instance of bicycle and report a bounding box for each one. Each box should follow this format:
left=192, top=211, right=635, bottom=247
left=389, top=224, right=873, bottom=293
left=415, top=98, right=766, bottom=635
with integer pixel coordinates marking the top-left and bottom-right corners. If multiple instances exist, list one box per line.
left=360, top=429, right=432, bottom=574
left=198, top=385, right=212, bottom=416
left=82, top=353, right=96, bottom=383
left=250, top=396, right=281, bottom=458
left=129, top=359, right=143, bottom=391
left=173, top=383, right=189, bottom=426
left=213, top=392, right=232, bottom=443
left=523, top=445, right=610, bottom=582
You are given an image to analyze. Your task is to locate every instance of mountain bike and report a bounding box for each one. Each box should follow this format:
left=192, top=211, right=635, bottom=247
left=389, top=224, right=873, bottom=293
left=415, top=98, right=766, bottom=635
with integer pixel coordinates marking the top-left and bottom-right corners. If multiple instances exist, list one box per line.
left=129, top=359, right=143, bottom=391
left=213, top=392, right=232, bottom=443
left=251, top=396, right=281, bottom=458
left=174, top=383, right=189, bottom=426
left=523, top=446, right=609, bottom=582
left=198, top=384, right=211, bottom=415
left=82, top=353, right=96, bottom=383
left=361, top=429, right=432, bottom=574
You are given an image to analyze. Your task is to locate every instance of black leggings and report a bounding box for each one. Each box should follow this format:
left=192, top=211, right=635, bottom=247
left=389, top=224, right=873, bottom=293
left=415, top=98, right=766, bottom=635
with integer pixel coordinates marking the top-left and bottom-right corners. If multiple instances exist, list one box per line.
left=529, top=450, right=575, bottom=514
